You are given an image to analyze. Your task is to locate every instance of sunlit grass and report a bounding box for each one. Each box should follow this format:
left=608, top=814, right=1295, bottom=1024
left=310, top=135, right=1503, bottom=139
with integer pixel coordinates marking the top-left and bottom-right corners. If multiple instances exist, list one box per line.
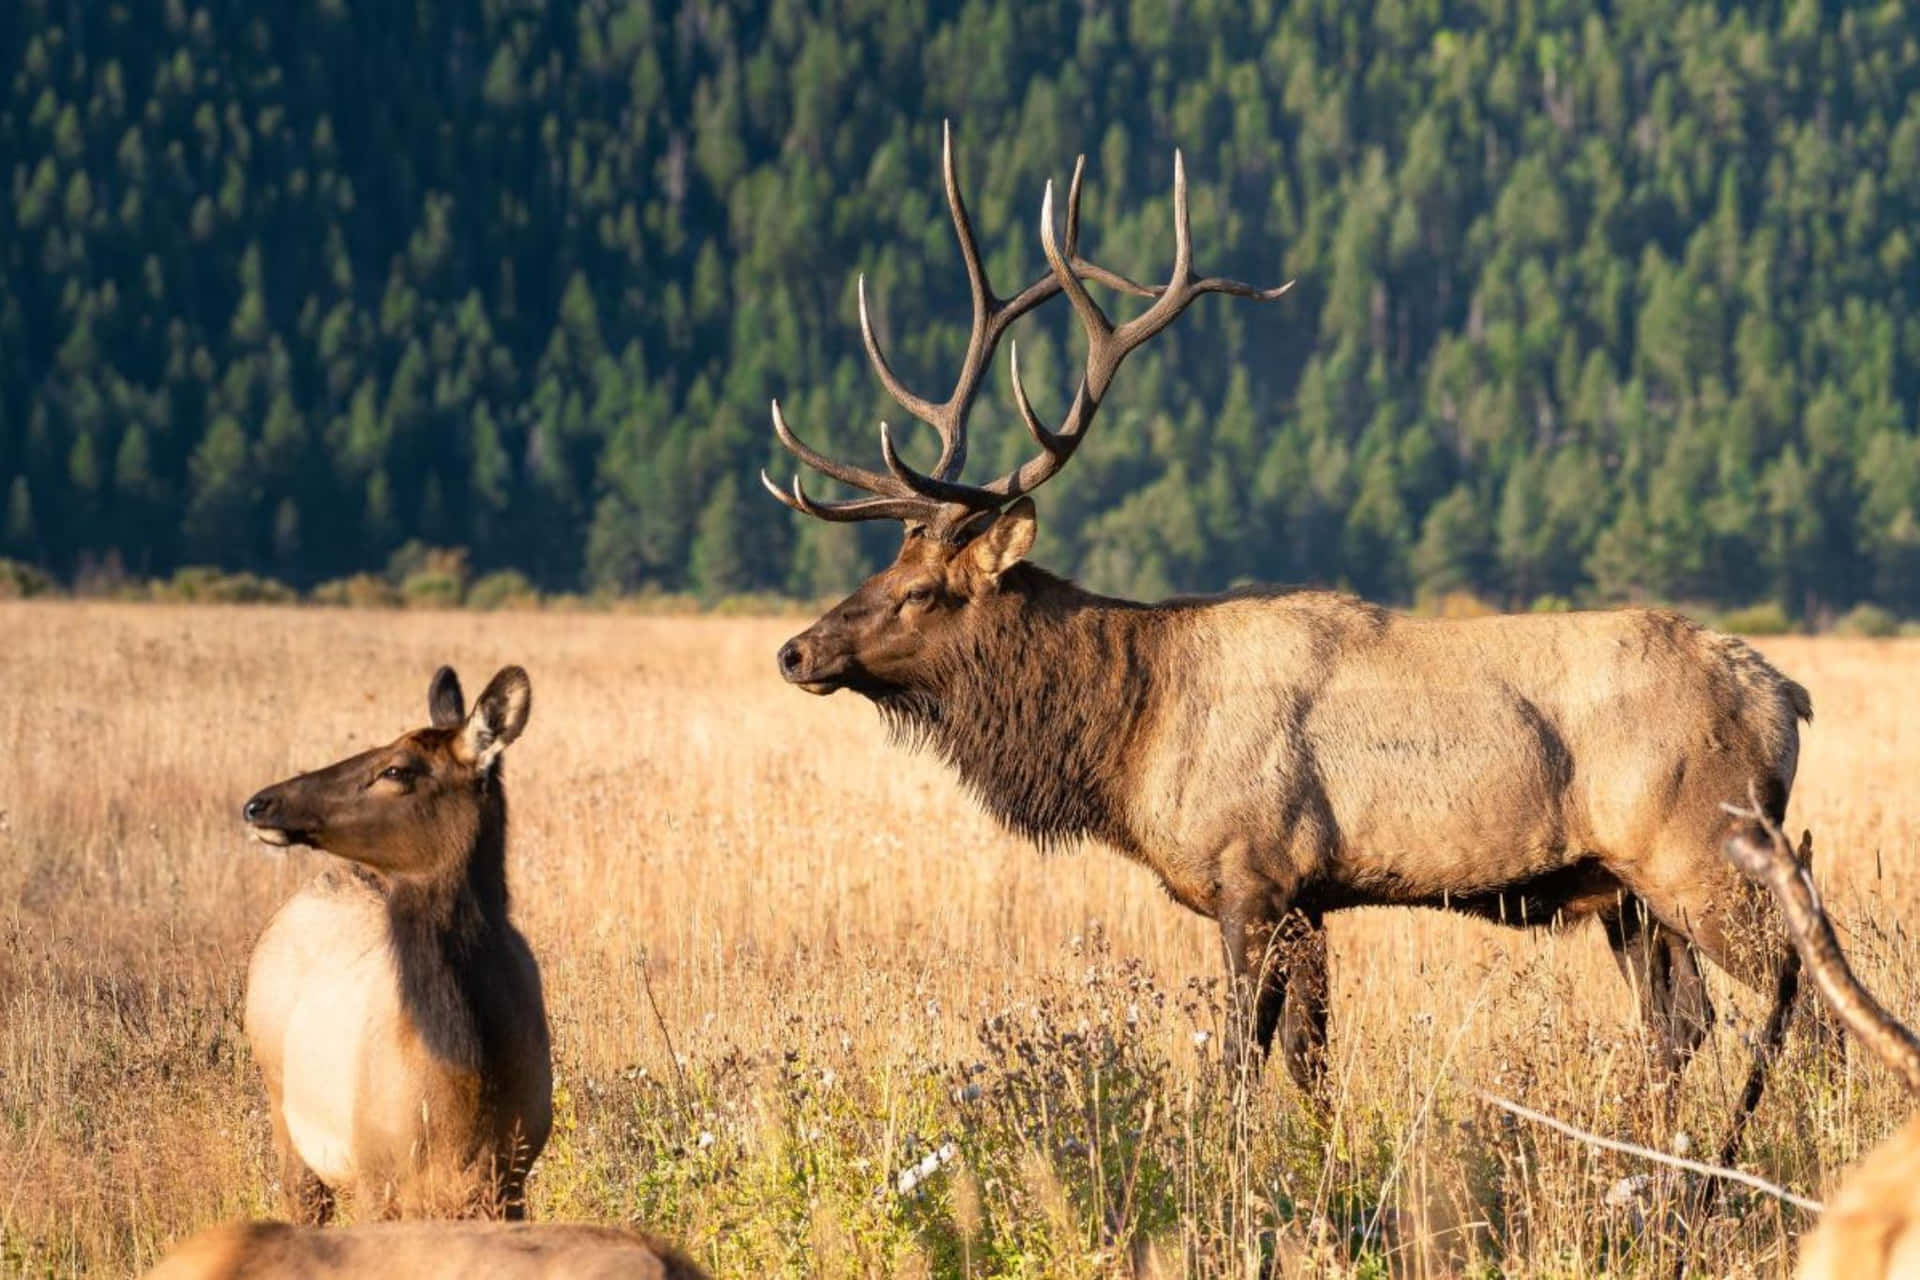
left=1, top=604, right=1915, bottom=1276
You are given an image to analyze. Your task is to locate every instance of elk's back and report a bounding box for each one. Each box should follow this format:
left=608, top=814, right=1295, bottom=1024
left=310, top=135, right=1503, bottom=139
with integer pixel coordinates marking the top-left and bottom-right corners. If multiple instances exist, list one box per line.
left=1133, top=600, right=1807, bottom=906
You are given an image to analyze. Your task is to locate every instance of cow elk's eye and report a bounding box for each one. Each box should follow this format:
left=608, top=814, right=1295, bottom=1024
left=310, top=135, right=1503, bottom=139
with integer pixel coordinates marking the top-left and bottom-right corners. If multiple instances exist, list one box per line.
left=904, top=584, right=935, bottom=607
left=379, top=765, right=412, bottom=783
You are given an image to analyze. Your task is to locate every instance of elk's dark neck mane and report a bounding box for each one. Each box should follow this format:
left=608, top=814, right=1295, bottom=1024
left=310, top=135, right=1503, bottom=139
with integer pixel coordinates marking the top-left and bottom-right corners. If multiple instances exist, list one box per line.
left=877, top=565, right=1165, bottom=853
left=384, top=774, right=521, bottom=1072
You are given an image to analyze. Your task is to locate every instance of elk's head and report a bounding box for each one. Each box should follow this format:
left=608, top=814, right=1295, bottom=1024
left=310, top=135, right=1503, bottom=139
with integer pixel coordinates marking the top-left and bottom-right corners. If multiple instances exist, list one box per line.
left=242, top=666, right=532, bottom=874
left=777, top=500, right=1036, bottom=696
left=767, top=124, right=1290, bottom=699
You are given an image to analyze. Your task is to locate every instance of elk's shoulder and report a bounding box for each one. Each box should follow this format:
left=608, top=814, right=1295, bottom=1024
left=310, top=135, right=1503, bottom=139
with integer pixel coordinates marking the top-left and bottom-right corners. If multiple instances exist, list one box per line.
left=1176, top=585, right=1391, bottom=631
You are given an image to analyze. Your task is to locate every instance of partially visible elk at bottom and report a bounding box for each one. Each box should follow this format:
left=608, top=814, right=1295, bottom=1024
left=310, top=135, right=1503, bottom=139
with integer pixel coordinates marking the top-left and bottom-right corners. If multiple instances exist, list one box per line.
left=241, top=665, right=551, bottom=1221
left=141, top=1220, right=708, bottom=1280
left=1723, top=811, right=1920, bottom=1279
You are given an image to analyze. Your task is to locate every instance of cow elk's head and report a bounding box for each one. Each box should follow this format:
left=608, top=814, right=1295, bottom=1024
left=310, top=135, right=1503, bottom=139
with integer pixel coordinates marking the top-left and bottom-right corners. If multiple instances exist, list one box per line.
left=242, top=666, right=532, bottom=875
left=766, top=123, right=1291, bottom=697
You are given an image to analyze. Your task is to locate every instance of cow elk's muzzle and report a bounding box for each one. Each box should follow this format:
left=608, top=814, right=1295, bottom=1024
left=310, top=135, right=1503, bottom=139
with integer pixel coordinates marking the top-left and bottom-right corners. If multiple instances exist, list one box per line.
left=243, top=786, right=310, bottom=848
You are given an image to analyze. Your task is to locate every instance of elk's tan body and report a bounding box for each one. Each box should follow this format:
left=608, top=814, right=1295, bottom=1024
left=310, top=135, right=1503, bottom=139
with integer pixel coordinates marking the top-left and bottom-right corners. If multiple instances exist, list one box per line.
left=1128, top=597, right=1805, bottom=939
left=764, top=127, right=1813, bottom=1145
left=241, top=666, right=551, bottom=1221
left=143, top=1219, right=706, bottom=1280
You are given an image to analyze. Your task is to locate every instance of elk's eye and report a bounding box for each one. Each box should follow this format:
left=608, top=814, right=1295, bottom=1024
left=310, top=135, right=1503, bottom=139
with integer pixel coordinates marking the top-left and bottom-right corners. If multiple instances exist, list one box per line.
left=379, top=765, right=411, bottom=783
left=904, top=584, right=935, bottom=607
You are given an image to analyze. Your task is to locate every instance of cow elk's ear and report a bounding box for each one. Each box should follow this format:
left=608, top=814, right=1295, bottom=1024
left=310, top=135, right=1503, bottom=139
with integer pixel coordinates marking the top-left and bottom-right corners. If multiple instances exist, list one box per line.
left=428, top=665, right=466, bottom=729
left=966, top=497, right=1037, bottom=583
left=456, top=666, right=532, bottom=768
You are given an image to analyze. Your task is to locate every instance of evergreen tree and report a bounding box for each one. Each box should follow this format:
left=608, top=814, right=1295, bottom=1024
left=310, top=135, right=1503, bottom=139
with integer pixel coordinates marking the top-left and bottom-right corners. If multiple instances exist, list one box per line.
left=0, top=0, right=1916, bottom=618
left=690, top=474, right=751, bottom=600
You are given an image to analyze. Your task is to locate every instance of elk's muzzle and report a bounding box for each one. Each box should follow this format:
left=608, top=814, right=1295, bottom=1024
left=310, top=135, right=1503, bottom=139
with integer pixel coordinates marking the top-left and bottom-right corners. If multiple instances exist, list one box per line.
left=243, top=785, right=314, bottom=848
left=777, top=634, right=844, bottom=695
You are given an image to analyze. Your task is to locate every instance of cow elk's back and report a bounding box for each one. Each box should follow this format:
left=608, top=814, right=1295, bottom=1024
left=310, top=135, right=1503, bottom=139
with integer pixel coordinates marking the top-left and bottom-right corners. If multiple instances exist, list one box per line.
left=241, top=665, right=551, bottom=1222
left=142, top=1220, right=708, bottom=1280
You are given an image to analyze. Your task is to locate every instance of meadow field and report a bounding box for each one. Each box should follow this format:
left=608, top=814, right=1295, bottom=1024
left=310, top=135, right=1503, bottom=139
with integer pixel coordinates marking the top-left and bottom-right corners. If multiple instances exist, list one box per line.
left=2, top=602, right=1917, bottom=1278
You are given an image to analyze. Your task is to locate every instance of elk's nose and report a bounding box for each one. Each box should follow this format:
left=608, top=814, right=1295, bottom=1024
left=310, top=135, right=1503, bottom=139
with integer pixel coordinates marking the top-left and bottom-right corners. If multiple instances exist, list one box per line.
left=243, top=794, right=274, bottom=824
left=777, top=640, right=805, bottom=680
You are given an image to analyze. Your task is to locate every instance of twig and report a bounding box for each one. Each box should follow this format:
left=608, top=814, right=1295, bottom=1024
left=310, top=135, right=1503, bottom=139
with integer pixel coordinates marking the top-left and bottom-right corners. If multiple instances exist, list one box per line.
left=636, top=950, right=694, bottom=1127
left=1366, top=971, right=1497, bottom=1246
left=1478, top=1092, right=1822, bottom=1214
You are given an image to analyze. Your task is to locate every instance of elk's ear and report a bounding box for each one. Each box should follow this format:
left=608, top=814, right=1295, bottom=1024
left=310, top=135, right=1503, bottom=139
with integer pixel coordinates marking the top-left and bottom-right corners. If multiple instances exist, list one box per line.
left=427, top=666, right=466, bottom=729
left=966, top=498, right=1037, bottom=581
left=456, top=666, right=532, bottom=768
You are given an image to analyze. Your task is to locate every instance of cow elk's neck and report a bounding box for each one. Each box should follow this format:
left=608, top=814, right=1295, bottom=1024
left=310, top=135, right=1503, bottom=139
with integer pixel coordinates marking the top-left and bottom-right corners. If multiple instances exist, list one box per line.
left=383, top=775, right=515, bottom=1073
left=883, top=567, right=1156, bottom=853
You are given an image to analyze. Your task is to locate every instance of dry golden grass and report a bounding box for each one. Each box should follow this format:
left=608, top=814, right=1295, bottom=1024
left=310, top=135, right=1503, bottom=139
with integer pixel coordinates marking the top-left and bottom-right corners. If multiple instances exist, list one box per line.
left=3, top=603, right=1918, bottom=1277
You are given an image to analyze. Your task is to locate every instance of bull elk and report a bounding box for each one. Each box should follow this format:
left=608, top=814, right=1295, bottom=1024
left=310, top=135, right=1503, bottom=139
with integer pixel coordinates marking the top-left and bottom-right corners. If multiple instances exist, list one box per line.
left=1723, top=813, right=1920, bottom=1279
left=765, top=127, right=1814, bottom=1131
left=241, top=666, right=551, bottom=1221
left=142, top=1219, right=707, bottom=1280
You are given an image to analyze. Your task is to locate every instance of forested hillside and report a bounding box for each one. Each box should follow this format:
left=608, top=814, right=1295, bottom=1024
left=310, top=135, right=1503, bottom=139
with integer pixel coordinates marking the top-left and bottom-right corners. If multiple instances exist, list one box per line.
left=5, top=0, right=1920, bottom=614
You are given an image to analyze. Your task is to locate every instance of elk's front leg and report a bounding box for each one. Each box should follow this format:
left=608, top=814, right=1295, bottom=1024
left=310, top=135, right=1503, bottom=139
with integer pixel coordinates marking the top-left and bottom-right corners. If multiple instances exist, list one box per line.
left=270, top=1109, right=335, bottom=1226
left=1217, top=848, right=1313, bottom=1087
left=1231, top=909, right=1329, bottom=1100
left=1219, top=900, right=1265, bottom=1077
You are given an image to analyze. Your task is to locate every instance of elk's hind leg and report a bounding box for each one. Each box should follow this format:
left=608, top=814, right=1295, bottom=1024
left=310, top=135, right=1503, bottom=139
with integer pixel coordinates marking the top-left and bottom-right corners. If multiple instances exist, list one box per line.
left=1620, top=844, right=1803, bottom=1168
left=1602, top=895, right=1713, bottom=1080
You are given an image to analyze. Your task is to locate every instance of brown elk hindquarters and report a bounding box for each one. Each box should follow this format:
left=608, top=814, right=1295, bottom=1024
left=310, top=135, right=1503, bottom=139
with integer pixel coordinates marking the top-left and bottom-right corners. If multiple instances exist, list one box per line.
left=1794, top=1114, right=1920, bottom=1279
left=141, top=1220, right=710, bottom=1280
left=241, top=665, right=551, bottom=1222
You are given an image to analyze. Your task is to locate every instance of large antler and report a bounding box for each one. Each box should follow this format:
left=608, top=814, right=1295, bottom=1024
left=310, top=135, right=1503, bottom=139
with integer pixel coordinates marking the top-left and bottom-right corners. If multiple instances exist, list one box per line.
left=762, top=126, right=1291, bottom=540
left=1722, top=804, right=1920, bottom=1094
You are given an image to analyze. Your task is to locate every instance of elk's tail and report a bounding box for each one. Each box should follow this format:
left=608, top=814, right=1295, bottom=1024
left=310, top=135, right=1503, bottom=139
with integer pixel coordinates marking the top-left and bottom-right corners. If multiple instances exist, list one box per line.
left=1783, top=677, right=1813, bottom=724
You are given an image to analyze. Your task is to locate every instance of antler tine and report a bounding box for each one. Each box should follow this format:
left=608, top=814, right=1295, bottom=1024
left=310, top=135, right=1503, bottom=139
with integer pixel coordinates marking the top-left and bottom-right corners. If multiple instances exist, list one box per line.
left=758, top=467, right=944, bottom=526
left=769, top=399, right=911, bottom=499
left=1722, top=800, right=1920, bottom=1095
left=1171, top=149, right=1194, bottom=288
left=1111, top=150, right=1296, bottom=355
left=857, top=277, right=941, bottom=431
left=1007, top=340, right=1064, bottom=455
left=1039, top=176, right=1117, bottom=370
left=942, top=119, right=991, bottom=332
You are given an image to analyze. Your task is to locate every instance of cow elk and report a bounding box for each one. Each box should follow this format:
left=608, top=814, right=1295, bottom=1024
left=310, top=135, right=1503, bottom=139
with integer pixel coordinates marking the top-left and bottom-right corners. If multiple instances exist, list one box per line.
left=766, top=126, right=1814, bottom=1145
left=142, top=1219, right=707, bottom=1280
left=1723, top=812, right=1920, bottom=1279
left=241, top=665, right=551, bottom=1221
